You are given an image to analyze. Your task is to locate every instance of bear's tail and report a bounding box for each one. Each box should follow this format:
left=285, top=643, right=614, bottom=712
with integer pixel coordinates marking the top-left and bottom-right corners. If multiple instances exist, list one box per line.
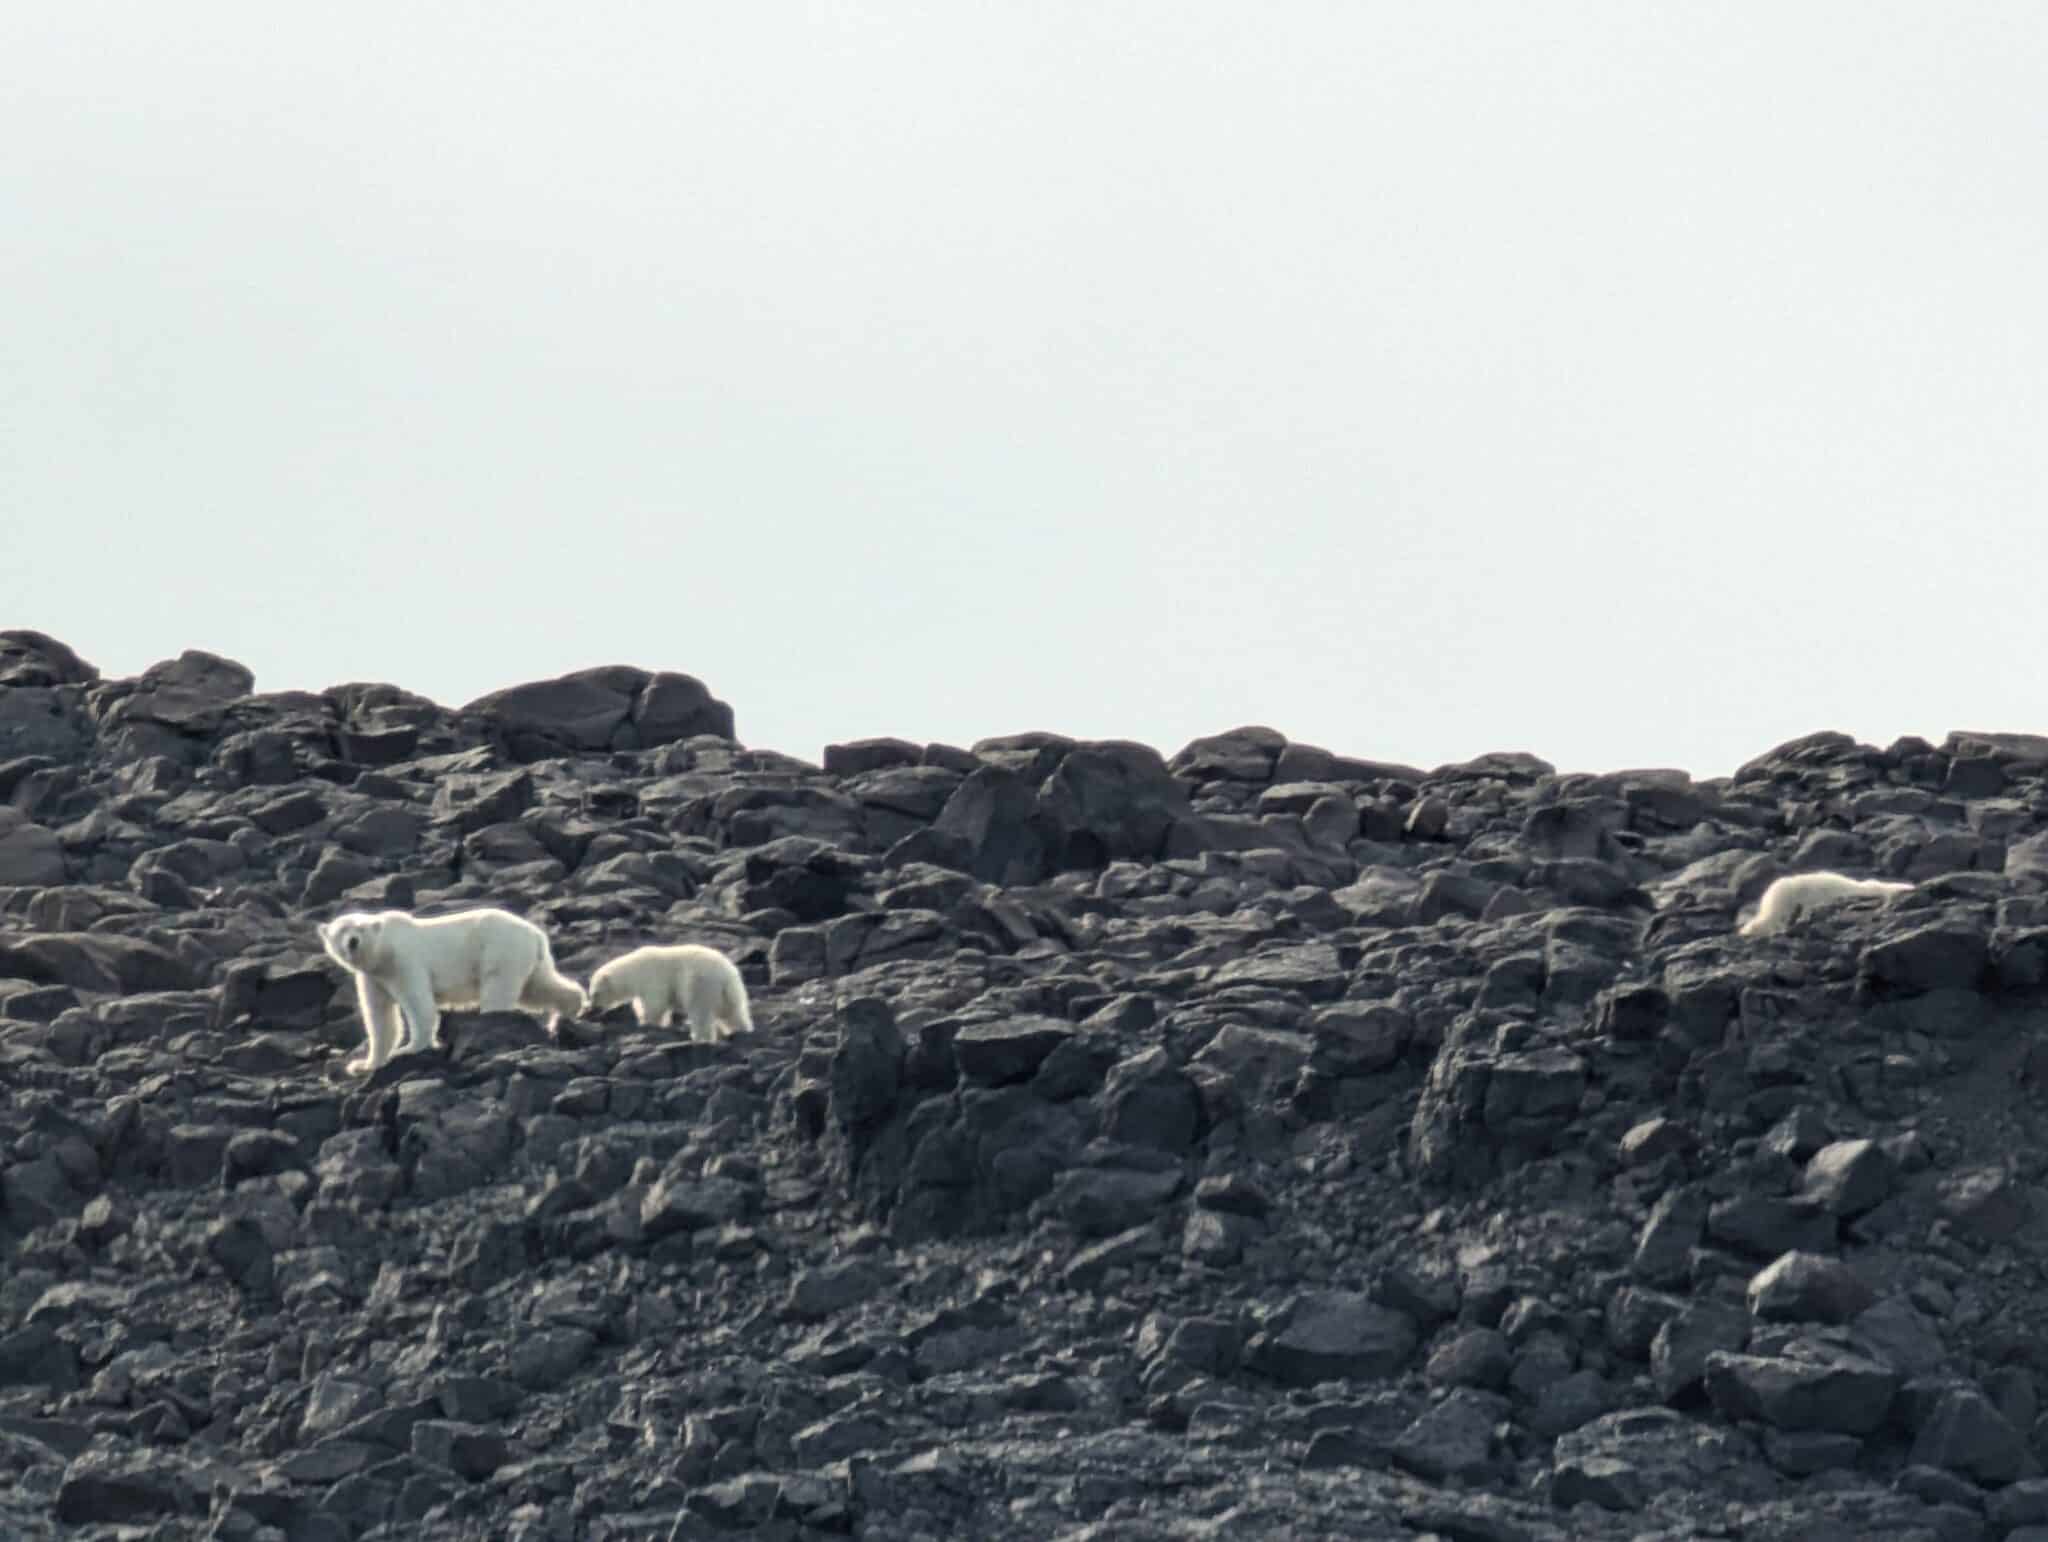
left=527, top=956, right=589, bottom=1020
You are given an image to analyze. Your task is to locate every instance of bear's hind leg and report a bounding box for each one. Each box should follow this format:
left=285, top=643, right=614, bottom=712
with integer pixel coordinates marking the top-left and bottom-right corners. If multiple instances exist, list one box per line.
left=476, top=966, right=525, bottom=1015
left=475, top=930, right=531, bottom=1015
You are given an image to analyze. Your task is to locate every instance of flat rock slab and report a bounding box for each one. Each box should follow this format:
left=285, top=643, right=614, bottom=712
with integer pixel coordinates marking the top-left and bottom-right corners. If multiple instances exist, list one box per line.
left=954, top=1016, right=1073, bottom=1086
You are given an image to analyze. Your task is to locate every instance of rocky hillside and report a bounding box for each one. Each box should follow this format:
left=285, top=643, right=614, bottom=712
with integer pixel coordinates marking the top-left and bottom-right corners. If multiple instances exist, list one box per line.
left=4, top=629, right=2048, bottom=1541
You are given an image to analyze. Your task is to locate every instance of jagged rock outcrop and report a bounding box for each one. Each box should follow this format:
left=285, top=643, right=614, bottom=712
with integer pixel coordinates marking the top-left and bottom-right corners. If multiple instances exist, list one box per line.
left=2, top=640, right=2048, bottom=1539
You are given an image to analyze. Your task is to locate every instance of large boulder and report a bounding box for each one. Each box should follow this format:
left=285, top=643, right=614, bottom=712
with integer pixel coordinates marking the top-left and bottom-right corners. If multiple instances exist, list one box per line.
left=0, top=686, right=94, bottom=760
left=96, top=651, right=255, bottom=759
left=464, top=666, right=733, bottom=759
left=0, top=810, right=64, bottom=886
left=1037, top=742, right=1198, bottom=868
left=0, top=631, right=98, bottom=688
left=0, top=931, right=196, bottom=994
left=926, top=768, right=1060, bottom=886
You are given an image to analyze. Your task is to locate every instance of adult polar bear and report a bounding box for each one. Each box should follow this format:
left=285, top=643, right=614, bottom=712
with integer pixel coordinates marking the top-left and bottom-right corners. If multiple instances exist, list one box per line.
left=1738, top=872, right=1913, bottom=938
left=318, top=907, right=587, bottom=1074
left=587, top=943, right=753, bottom=1043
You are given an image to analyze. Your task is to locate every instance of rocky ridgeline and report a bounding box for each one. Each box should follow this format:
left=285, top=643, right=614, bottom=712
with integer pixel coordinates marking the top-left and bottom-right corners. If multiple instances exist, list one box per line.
left=4, top=630, right=2048, bottom=1540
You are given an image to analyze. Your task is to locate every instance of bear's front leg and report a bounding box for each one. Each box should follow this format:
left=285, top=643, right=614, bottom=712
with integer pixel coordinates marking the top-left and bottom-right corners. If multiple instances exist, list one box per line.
left=393, top=971, right=442, bottom=1055
left=346, top=977, right=403, bottom=1074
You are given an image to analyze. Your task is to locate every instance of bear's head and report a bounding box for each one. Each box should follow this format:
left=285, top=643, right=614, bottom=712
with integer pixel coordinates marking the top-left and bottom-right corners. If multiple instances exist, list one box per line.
left=585, top=963, right=628, bottom=1015
left=319, top=913, right=385, bottom=972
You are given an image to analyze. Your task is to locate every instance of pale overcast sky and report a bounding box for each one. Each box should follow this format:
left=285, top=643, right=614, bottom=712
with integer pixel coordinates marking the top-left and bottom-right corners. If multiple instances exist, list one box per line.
left=4, top=4, right=2043, bottom=778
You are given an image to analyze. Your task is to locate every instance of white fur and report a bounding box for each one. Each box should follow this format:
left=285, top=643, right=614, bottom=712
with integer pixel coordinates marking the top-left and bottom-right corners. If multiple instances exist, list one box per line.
left=1738, top=872, right=1913, bottom=938
left=318, top=907, right=587, bottom=1075
left=587, top=944, right=753, bottom=1043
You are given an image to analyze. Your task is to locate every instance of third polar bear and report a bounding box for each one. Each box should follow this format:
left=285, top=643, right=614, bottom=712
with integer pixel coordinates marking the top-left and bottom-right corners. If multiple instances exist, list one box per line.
left=319, top=907, right=588, bottom=1075
left=587, top=944, right=754, bottom=1042
left=1738, top=872, right=1913, bottom=938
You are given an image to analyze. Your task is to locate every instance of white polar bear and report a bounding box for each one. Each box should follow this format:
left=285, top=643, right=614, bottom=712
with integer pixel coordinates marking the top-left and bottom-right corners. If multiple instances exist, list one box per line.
left=586, top=943, right=754, bottom=1043
left=1738, top=872, right=1913, bottom=938
left=317, top=907, right=587, bottom=1074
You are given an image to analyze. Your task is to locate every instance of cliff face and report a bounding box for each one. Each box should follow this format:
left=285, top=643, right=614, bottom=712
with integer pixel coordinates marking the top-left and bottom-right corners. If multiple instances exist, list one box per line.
left=3, top=627, right=2047, bottom=1540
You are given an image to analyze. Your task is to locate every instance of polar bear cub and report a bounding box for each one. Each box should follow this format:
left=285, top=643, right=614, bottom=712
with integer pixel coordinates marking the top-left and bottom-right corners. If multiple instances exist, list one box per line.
left=1738, top=872, right=1913, bottom=938
left=587, top=943, right=753, bottom=1043
left=318, top=907, right=588, bottom=1075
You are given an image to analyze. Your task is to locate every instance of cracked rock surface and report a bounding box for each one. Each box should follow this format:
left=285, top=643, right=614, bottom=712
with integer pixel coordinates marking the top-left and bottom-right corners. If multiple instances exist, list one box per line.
left=4, top=631, right=2048, bottom=1539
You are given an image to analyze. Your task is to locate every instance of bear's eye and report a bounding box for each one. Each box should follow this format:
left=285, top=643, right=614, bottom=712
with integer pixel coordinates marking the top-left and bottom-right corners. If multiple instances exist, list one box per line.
left=345, top=936, right=360, bottom=954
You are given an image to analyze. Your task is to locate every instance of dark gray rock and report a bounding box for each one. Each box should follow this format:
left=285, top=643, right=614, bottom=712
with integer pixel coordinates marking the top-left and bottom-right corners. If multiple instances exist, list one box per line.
left=54, top=1448, right=206, bottom=1525
left=1100, top=1048, right=1202, bottom=1154
left=825, top=737, right=924, bottom=775
left=1038, top=741, right=1198, bottom=867
left=1425, top=1327, right=1512, bottom=1390
left=929, top=766, right=1059, bottom=885
left=1990, top=1478, right=2048, bottom=1530
left=1706, top=1193, right=1838, bottom=1259
left=1860, top=924, right=1990, bottom=995
left=786, top=1258, right=889, bottom=1321
left=0, top=930, right=196, bottom=993
left=102, top=649, right=254, bottom=745
left=633, top=672, right=736, bottom=745
left=0, top=629, right=97, bottom=688
left=1802, top=1138, right=1897, bottom=1217
left=1482, top=1046, right=1588, bottom=1137
left=204, top=1214, right=276, bottom=1297
left=506, top=1327, right=595, bottom=1391
left=0, top=1322, right=80, bottom=1392
left=410, top=1419, right=510, bottom=1480
left=640, top=1174, right=754, bottom=1238
left=1140, top=1312, right=1243, bottom=1377
left=428, top=766, right=534, bottom=836
left=1381, top=1252, right=1463, bottom=1330
left=1650, top=1299, right=1749, bottom=1402
left=1171, top=726, right=1285, bottom=784
left=1389, top=1388, right=1508, bottom=1482
left=1605, top=1285, right=1685, bottom=1362
left=465, top=666, right=732, bottom=757
left=1704, top=1345, right=1900, bottom=1434
left=1528, top=1368, right=1614, bottom=1438
left=830, top=995, right=906, bottom=1133
left=216, top=958, right=335, bottom=1029
left=1851, top=1295, right=1950, bottom=1378
left=1210, top=943, right=1349, bottom=1002
left=0, top=809, right=64, bottom=885
left=1246, top=1291, right=1419, bottom=1385
left=1062, top=1222, right=1164, bottom=1289
left=953, top=1016, right=1072, bottom=1087
left=1746, top=1250, right=1876, bottom=1325
left=1937, top=1166, right=2034, bottom=1243
left=1051, top=1163, right=1183, bottom=1239
left=1632, top=1185, right=1710, bottom=1287
left=1762, top=1427, right=1862, bottom=1476
left=1192, top=1172, right=1271, bottom=1218
left=1909, top=1386, right=2038, bottom=1486
left=1308, top=1002, right=1410, bottom=1076
left=1618, top=1116, right=1697, bottom=1167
